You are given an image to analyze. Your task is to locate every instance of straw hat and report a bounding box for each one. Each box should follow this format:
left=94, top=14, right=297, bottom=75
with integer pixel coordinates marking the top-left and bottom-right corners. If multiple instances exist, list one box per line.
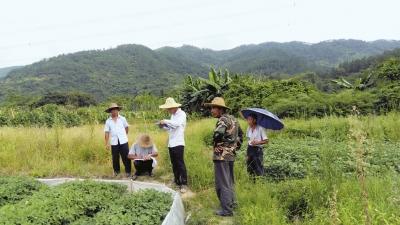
left=105, top=103, right=122, bottom=113
left=138, top=134, right=153, bottom=148
left=204, top=97, right=230, bottom=109
left=159, top=97, right=182, bottom=109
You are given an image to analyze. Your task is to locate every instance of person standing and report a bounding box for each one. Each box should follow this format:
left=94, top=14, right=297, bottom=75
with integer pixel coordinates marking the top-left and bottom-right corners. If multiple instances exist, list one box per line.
left=159, top=97, right=188, bottom=193
left=246, top=113, right=268, bottom=178
left=104, top=103, right=131, bottom=177
left=204, top=97, right=243, bottom=217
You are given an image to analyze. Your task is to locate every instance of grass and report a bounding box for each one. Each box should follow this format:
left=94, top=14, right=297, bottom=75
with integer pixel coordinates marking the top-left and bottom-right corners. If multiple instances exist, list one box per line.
left=0, top=112, right=400, bottom=224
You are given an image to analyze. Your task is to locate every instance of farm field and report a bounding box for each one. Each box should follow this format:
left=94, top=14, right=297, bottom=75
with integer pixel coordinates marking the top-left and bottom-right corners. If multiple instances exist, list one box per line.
left=2, top=1, right=400, bottom=224
left=0, top=113, right=399, bottom=225
left=0, top=177, right=172, bottom=225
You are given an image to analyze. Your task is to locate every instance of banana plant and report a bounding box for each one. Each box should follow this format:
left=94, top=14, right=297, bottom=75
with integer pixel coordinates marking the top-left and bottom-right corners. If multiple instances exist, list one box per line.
left=331, top=74, right=374, bottom=90
left=181, top=68, right=233, bottom=114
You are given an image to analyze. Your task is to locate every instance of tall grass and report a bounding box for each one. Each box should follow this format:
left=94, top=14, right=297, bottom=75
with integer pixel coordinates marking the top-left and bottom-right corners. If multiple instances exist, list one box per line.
left=0, top=113, right=399, bottom=224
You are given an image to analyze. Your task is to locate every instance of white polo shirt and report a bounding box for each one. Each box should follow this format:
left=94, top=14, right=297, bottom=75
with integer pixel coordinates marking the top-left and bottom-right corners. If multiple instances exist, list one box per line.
left=163, top=108, right=186, bottom=148
left=129, top=143, right=158, bottom=159
left=246, top=125, right=268, bottom=147
left=104, top=115, right=129, bottom=146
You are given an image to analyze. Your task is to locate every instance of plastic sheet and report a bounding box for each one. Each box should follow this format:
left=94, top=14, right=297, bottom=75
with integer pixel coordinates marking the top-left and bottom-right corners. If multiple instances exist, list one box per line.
left=38, top=178, right=185, bottom=225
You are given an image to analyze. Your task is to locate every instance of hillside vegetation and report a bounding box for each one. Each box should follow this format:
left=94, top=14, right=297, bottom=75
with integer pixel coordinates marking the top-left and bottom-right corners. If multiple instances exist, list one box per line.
left=1, top=39, right=400, bottom=100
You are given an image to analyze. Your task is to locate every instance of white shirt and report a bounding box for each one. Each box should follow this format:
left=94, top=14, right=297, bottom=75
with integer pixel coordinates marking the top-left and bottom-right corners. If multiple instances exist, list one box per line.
left=163, top=108, right=186, bottom=147
left=129, top=143, right=158, bottom=159
left=246, top=125, right=268, bottom=147
left=104, top=115, right=129, bottom=145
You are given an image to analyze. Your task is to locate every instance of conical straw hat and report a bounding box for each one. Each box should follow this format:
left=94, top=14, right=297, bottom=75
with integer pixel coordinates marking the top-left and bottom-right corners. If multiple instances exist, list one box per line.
left=159, top=97, right=182, bottom=109
left=105, top=103, right=122, bottom=113
left=204, top=97, right=230, bottom=109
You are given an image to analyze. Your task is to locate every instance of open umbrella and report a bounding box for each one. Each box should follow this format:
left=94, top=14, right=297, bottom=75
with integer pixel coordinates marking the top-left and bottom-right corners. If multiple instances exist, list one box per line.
left=241, top=108, right=284, bottom=130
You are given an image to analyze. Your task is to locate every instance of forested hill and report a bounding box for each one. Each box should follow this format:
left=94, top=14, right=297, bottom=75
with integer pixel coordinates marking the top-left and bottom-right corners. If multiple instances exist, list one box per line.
left=0, top=66, right=22, bottom=78
left=1, top=39, right=400, bottom=100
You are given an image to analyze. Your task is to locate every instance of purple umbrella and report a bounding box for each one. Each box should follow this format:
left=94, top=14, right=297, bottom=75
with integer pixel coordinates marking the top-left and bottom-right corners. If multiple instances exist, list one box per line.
left=241, top=108, right=284, bottom=130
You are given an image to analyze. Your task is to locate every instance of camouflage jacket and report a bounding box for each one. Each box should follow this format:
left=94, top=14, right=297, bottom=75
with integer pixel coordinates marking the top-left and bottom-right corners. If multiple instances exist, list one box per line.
left=212, top=113, right=243, bottom=161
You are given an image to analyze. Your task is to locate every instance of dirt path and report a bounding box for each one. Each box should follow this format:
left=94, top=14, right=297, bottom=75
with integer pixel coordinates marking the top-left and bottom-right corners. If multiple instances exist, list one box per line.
left=131, top=175, right=235, bottom=225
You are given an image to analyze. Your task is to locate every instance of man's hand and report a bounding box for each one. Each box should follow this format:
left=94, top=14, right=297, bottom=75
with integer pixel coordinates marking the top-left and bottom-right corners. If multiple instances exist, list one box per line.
left=144, top=154, right=152, bottom=160
left=128, top=154, right=137, bottom=160
left=105, top=143, right=111, bottom=151
left=214, top=146, right=224, bottom=154
left=157, top=120, right=166, bottom=128
left=250, top=140, right=258, bottom=146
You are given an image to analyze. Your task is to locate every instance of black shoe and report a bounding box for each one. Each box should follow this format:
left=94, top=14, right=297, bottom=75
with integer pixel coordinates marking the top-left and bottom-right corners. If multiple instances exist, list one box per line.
left=215, top=210, right=233, bottom=217
left=130, top=175, right=138, bottom=180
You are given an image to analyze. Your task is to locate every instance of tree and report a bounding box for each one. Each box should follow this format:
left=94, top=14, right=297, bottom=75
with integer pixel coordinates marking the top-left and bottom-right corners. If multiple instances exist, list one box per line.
left=377, top=58, right=400, bottom=81
left=331, top=74, right=374, bottom=91
left=180, top=68, right=232, bottom=114
left=32, top=92, right=97, bottom=108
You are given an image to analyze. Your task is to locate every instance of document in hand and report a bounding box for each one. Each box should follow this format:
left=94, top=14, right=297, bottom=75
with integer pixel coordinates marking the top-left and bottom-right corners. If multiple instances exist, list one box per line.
left=155, top=121, right=171, bottom=129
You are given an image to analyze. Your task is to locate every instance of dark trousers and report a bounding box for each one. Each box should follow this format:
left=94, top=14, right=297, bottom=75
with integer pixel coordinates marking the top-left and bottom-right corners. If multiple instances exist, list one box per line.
left=214, top=160, right=235, bottom=214
left=168, top=145, right=188, bottom=186
left=247, top=145, right=264, bottom=176
left=111, top=141, right=131, bottom=175
left=133, top=159, right=153, bottom=175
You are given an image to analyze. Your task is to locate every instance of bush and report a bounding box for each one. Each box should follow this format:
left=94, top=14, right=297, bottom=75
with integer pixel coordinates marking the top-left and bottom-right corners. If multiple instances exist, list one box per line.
left=0, top=181, right=126, bottom=224
left=222, top=74, right=400, bottom=118
left=0, top=93, right=168, bottom=127
left=80, top=189, right=173, bottom=225
left=32, top=92, right=97, bottom=108
left=263, top=137, right=400, bottom=181
left=0, top=105, right=115, bottom=127
left=0, top=176, right=46, bottom=207
left=0, top=180, right=172, bottom=225
left=377, top=58, right=400, bottom=81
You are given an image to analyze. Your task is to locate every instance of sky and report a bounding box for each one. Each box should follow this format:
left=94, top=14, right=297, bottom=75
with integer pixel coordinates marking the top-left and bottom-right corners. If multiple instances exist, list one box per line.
left=1, top=0, right=400, bottom=67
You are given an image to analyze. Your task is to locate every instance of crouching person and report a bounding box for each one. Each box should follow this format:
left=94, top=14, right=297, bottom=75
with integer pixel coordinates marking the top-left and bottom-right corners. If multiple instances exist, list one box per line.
left=128, top=134, right=158, bottom=180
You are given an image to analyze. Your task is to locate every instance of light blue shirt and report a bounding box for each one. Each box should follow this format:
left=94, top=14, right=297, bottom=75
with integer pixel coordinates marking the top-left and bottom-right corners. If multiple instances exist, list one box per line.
left=104, top=115, right=129, bottom=145
left=129, top=143, right=158, bottom=159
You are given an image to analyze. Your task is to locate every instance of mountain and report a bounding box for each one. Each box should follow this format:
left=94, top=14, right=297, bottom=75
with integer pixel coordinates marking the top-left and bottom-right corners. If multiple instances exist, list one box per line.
left=0, top=66, right=22, bottom=78
left=334, top=48, right=400, bottom=75
left=0, top=45, right=208, bottom=100
left=1, top=39, right=400, bottom=100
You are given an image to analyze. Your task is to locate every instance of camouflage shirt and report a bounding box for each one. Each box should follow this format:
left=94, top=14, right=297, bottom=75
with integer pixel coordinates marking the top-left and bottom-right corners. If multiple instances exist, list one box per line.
left=213, top=113, right=243, bottom=161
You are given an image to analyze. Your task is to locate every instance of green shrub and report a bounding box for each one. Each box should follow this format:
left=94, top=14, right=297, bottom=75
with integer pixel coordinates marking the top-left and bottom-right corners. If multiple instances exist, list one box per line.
left=377, top=58, right=400, bottom=81
left=78, top=189, right=173, bottom=225
left=263, top=138, right=400, bottom=181
left=0, top=176, right=46, bottom=207
left=32, top=92, right=97, bottom=108
left=0, top=181, right=127, bottom=225
left=0, top=180, right=172, bottom=225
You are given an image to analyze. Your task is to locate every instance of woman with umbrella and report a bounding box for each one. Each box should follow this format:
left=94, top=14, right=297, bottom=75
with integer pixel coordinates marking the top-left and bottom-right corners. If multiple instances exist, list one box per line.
left=241, top=108, right=284, bottom=179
